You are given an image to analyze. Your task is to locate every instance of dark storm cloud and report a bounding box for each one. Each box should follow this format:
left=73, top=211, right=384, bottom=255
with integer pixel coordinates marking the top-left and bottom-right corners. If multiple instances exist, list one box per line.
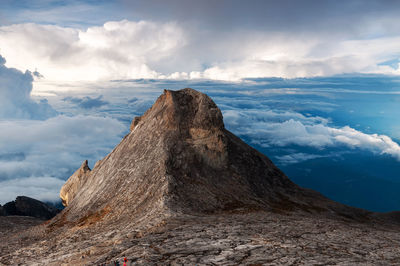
left=3, top=0, right=400, bottom=36
left=120, top=0, right=400, bottom=35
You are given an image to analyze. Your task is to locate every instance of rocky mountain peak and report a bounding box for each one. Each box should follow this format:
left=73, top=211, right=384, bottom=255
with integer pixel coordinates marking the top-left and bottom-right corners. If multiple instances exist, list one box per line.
left=131, top=88, right=224, bottom=133
left=52, top=88, right=369, bottom=232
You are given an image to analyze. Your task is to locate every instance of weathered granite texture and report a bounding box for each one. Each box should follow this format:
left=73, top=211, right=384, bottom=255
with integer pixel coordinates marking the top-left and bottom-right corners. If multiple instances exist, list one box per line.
left=1, top=88, right=400, bottom=265
left=59, top=160, right=91, bottom=207
left=53, top=88, right=372, bottom=222
left=2, top=212, right=400, bottom=265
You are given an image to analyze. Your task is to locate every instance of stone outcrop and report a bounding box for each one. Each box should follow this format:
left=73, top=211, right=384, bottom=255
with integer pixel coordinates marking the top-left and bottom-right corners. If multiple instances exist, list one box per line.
left=0, top=196, right=60, bottom=220
left=59, top=160, right=91, bottom=207
left=54, top=88, right=369, bottom=225
left=129, top=116, right=141, bottom=131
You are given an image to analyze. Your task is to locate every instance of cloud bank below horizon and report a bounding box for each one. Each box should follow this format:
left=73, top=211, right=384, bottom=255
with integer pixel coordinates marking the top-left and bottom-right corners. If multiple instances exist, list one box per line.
left=224, top=110, right=400, bottom=162
left=0, top=115, right=126, bottom=204
left=0, top=54, right=127, bottom=204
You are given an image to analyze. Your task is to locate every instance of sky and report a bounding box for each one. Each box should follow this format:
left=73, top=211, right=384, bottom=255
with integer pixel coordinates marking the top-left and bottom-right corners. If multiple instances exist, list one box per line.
left=0, top=0, right=400, bottom=212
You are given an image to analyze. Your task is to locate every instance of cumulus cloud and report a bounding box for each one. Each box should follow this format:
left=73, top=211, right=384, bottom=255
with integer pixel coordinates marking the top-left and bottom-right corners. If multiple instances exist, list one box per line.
left=0, top=20, right=185, bottom=81
left=0, top=115, right=126, bottom=204
left=0, top=55, right=56, bottom=119
left=225, top=109, right=400, bottom=161
left=1, top=18, right=400, bottom=82
left=184, top=35, right=400, bottom=80
left=0, top=52, right=129, bottom=204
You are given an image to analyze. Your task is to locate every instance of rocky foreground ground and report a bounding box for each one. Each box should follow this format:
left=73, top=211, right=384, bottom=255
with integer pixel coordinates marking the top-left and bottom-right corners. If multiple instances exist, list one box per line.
left=1, top=211, right=400, bottom=265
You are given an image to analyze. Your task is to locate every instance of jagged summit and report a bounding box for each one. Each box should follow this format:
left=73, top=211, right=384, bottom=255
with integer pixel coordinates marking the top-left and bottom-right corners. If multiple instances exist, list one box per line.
left=130, top=88, right=224, bottom=133
left=52, top=88, right=368, bottom=231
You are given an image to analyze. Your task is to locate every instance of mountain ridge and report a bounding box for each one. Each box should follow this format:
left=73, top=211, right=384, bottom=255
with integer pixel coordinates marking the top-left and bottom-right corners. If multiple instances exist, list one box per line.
left=0, top=196, right=60, bottom=220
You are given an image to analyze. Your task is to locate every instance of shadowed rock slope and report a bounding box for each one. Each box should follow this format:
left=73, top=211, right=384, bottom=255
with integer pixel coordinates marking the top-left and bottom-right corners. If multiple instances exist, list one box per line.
left=0, top=196, right=60, bottom=220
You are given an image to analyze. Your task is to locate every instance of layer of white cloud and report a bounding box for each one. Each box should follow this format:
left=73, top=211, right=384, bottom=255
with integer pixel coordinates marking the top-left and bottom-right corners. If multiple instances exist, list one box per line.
left=1, top=20, right=400, bottom=82
left=0, top=20, right=185, bottom=82
left=190, top=35, right=400, bottom=80
left=275, top=153, right=328, bottom=165
left=0, top=115, right=126, bottom=204
left=223, top=109, right=329, bottom=126
left=0, top=176, right=66, bottom=203
left=225, top=110, right=400, bottom=161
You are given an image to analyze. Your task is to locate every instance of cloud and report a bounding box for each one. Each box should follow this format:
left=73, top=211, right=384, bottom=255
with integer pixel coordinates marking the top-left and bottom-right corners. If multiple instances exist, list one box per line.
left=0, top=53, right=128, bottom=204
left=275, top=153, right=328, bottom=165
left=225, top=109, right=400, bottom=161
left=1, top=16, right=400, bottom=82
left=0, top=0, right=121, bottom=27
left=0, top=152, right=25, bottom=162
left=0, top=115, right=126, bottom=204
left=4, top=0, right=400, bottom=36
left=223, top=109, right=329, bottom=128
left=120, top=0, right=400, bottom=35
left=0, top=20, right=185, bottom=81
left=0, top=176, right=65, bottom=203
left=184, top=34, right=400, bottom=80
left=63, top=95, right=109, bottom=109
left=0, top=55, right=56, bottom=119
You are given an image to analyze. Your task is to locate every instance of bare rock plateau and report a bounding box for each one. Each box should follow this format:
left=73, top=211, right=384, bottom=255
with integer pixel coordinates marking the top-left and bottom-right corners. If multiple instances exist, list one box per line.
left=1, top=88, right=400, bottom=265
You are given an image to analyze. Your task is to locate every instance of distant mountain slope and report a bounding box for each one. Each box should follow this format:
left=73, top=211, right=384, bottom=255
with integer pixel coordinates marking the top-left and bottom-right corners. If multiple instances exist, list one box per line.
left=0, top=196, right=60, bottom=220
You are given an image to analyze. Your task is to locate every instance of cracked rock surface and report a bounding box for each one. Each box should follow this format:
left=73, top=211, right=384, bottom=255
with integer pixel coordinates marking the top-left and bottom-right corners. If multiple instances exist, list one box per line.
left=1, top=212, right=400, bottom=265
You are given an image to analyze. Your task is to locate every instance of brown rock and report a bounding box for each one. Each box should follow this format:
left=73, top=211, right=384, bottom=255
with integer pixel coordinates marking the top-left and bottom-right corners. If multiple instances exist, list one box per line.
left=56, top=88, right=369, bottom=223
left=59, top=160, right=91, bottom=207
left=129, top=116, right=141, bottom=132
left=0, top=196, right=60, bottom=220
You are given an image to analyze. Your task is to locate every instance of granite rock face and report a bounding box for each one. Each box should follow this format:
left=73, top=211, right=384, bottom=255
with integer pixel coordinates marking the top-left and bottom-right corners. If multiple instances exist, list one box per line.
left=53, top=88, right=367, bottom=224
left=59, top=160, right=91, bottom=207
left=0, top=196, right=60, bottom=220
left=1, top=88, right=400, bottom=265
